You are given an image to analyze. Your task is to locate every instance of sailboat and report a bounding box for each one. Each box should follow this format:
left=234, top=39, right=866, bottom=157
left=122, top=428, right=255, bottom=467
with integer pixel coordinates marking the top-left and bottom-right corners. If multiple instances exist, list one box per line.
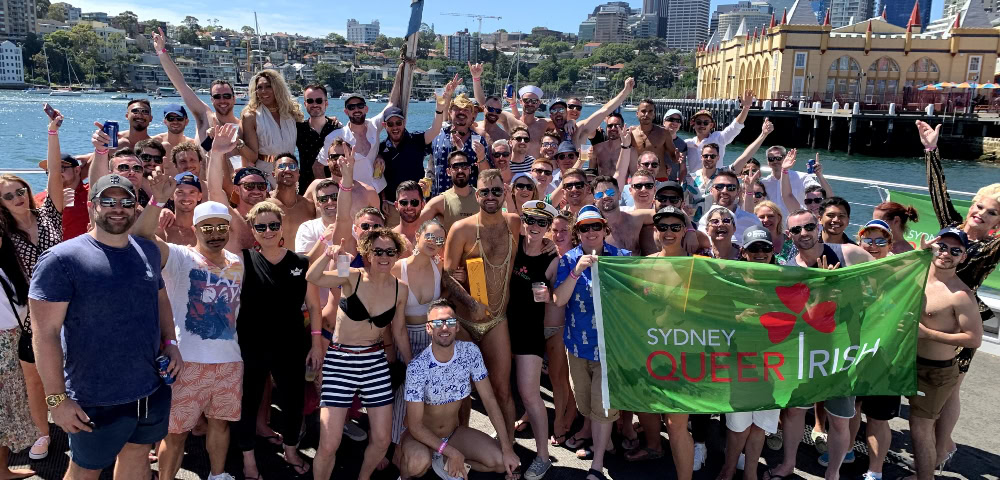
left=25, top=45, right=52, bottom=94
left=50, top=56, right=82, bottom=96
left=82, top=67, right=102, bottom=94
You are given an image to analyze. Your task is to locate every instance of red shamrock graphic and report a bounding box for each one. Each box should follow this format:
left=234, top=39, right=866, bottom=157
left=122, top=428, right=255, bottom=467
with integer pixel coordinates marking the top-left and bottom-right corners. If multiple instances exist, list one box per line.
left=759, top=283, right=837, bottom=343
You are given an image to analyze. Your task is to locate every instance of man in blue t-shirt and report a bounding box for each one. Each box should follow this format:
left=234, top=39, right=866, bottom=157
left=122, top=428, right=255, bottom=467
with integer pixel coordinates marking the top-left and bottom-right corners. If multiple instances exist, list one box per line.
left=28, top=173, right=183, bottom=478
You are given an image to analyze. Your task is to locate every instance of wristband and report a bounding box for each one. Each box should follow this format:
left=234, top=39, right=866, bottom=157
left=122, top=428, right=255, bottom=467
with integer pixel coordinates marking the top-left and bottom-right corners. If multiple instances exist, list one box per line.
left=48, top=130, right=58, bottom=135
left=472, top=77, right=480, bottom=81
left=437, top=439, right=448, bottom=454
left=311, top=330, right=322, bottom=336
left=95, top=148, right=109, bottom=155
left=160, top=48, right=167, bottom=54
left=570, top=270, right=581, bottom=280
left=435, top=110, right=444, bottom=115
left=150, top=198, right=167, bottom=208
left=339, top=184, right=353, bottom=192
left=781, top=169, right=789, bottom=174
left=925, top=146, right=937, bottom=152
left=163, top=339, right=178, bottom=347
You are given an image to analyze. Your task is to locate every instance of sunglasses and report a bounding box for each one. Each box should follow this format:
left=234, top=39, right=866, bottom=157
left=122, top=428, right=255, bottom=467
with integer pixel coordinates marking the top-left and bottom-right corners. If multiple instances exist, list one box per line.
left=116, top=164, right=144, bottom=174
left=743, top=168, right=760, bottom=175
left=513, top=183, right=535, bottom=191
left=198, top=224, right=231, bottom=234
left=640, top=162, right=659, bottom=170
left=694, top=120, right=712, bottom=126
left=563, top=181, right=586, bottom=191
left=567, top=104, right=583, bottom=111
left=165, top=115, right=185, bottom=122
left=317, top=193, right=338, bottom=203
left=1, top=187, right=28, bottom=201
left=549, top=107, right=566, bottom=114
left=398, top=199, right=421, bottom=207
left=607, top=123, right=622, bottom=129
left=935, top=243, right=965, bottom=257
left=633, top=182, right=655, bottom=191
left=493, top=151, right=511, bottom=158
left=541, top=141, right=559, bottom=148
left=531, top=168, right=552, bottom=176
left=276, top=163, right=299, bottom=171
left=804, top=198, right=824, bottom=205
left=594, top=188, right=616, bottom=200
left=708, top=217, right=734, bottom=226
left=140, top=154, right=164, bottom=164
left=241, top=181, right=268, bottom=191
left=861, top=237, right=889, bottom=247
left=665, top=117, right=682, bottom=124
left=428, top=317, right=458, bottom=328
left=423, top=232, right=445, bottom=246
left=656, top=194, right=682, bottom=204
left=486, top=106, right=503, bottom=114
left=385, top=120, right=404, bottom=128
left=713, top=184, right=738, bottom=192
left=98, top=197, right=136, bottom=208
left=745, top=243, right=772, bottom=254
left=513, top=136, right=530, bottom=143
left=211, top=93, right=234, bottom=100
left=328, top=153, right=345, bottom=163
left=702, top=153, right=718, bottom=160
left=577, top=222, right=605, bottom=233
left=130, top=108, right=151, bottom=115
left=767, top=156, right=784, bottom=163
left=304, top=98, right=325, bottom=104
left=522, top=216, right=551, bottom=227
left=450, top=162, right=472, bottom=170
left=345, top=102, right=366, bottom=111
left=788, top=223, right=818, bottom=235
left=253, top=221, right=282, bottom=232
left=477, top=187, right=505, bottom=198
left=752, top=192, right=765, bottom=199
left=359, top=222, right=382, bottom=231
left=372, top=247, right=398, bottom=257
left=522, top=98, right=540, bottom=105
left=654, top=222, right=684, bottom=232
left=556, top=153, right=578, bottom=160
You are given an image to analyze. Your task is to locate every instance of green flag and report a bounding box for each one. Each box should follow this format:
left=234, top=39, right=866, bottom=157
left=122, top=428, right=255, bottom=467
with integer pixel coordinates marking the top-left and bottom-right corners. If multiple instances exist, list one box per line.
left=593, top=251, right=931, bottom=413
left=887, top=189, right=1000, bottom=290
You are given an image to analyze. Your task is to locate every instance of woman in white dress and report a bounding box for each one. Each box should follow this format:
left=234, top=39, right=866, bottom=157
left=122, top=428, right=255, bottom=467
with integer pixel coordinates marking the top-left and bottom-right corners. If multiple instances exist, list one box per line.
left=241, top=69, right=303, bottom=188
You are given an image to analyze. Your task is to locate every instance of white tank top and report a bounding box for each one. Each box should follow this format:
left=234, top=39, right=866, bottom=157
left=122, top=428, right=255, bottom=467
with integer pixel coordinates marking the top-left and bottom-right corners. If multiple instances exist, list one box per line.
left=400, top=258, right=441, bottom=316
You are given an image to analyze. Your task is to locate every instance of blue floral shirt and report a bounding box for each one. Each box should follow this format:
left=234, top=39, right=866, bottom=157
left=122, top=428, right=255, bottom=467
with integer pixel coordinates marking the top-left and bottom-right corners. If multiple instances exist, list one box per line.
left=430, top=125, right=491, bottom=196
left=555, top=242, right=631, bottom=361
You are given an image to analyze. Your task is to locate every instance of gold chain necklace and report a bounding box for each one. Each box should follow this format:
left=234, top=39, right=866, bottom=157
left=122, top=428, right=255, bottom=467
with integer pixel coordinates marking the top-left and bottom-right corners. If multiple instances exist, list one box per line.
left=477, top=221, right=513, bottom=317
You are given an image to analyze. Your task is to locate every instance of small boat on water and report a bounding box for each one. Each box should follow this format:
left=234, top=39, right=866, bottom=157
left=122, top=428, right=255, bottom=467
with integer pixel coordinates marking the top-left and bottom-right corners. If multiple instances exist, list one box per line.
left=24, top=87, right=52, bottom=94
left=425, top=97, right=435, bottom=103
left=156, top=87, right=181, bottom=97
left=197, top=88, right=210, bottom=94
left=233, top=85, right=249, bottom=105
left=50, top=88, right=82, bottom=97
left=82, top=87, right=102, bottom=94
left=110, top=93, right=131, bottom=100
left=623, top=104, right=638, bottom=111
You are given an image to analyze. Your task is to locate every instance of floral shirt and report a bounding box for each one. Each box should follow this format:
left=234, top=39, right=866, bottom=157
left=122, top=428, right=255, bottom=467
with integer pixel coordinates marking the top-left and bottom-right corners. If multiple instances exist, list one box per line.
left=555, top=242, right=631, bottom=361
left=10, top=195, right=62, bottom=279
left=404, top=340, right=488, bottom=405
left=430, top=125, right=491, bottom=196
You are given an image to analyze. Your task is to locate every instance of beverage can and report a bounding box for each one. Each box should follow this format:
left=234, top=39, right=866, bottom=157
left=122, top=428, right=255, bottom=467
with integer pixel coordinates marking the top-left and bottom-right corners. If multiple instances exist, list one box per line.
left=337, top=254, right=350, bottom=277
left=807, top=158, right=816, bottom=174
left=505, top=84, right=514, bottom=98
left=102, top=121, right=119, bottom=148
left=156, top=355, right=175, bottom=385
left=532, top=282, right=548, bottom=303
left=421, top=176, right=433, bottom=198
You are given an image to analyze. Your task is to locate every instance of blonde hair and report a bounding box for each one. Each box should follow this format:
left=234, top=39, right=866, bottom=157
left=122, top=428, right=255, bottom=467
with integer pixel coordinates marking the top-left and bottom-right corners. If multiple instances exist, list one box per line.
left=246, top=200, right=283, bottom=225
left=247, top=69, right=304, bottom=122
left=973, top=183, right=1000, bottom=206
left=753, top=200, right=783, bottom=227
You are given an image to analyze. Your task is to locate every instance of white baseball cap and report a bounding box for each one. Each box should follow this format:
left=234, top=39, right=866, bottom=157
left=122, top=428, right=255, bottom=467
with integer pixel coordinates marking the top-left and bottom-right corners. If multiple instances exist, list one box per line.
left=193, top=201, right=232, bottom=225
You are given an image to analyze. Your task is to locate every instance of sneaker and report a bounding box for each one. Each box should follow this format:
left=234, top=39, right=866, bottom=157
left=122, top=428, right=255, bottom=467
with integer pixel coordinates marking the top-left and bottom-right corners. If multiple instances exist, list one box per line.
left=524, top=456, right=552, bottom=480
left=692, top=442, right=707, bottom=471
left=29, top=436, right=50, bottom=460
left=431, top=452, right=468, bottom=480
left=207, top=474, right=236, bottom=480
left=810, top=429, right=828, bottom=454
left=862, top=472, right=882, bottom=480
left=766, top=431, right=783, bottom=451
left=737, top=453, right=745, bottom=470
left=817, top=451, right=855, bottom=467
left=343, top=421, right=368, bottom=442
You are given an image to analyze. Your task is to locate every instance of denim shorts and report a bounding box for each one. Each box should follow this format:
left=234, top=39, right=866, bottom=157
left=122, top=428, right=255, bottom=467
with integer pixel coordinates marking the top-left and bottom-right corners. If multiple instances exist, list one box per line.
left=67, top=385, right=171, bottom=470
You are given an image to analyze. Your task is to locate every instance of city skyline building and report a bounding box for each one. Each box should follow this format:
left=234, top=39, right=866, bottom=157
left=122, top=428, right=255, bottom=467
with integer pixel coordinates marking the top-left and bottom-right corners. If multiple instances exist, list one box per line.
left=881, top=0, right=931, bottom=27
left=664, top=0, right=710, bottom=50
left=346, top=18, right=379, bottom=44
left=0, top=0, right=37, bottom=42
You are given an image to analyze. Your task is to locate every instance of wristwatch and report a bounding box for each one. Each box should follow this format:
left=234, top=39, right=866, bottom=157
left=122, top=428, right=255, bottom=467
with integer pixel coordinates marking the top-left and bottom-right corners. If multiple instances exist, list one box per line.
left=46, top=393, right=67, bottom=409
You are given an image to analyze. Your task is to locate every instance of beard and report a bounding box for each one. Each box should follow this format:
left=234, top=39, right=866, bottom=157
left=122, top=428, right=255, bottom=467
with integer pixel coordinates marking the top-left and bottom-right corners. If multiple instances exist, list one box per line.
left=481, top=199, right=501, bottom=214
left=400, top=209, right=419, bottom=224
left=349, top=115, right=365, bottom=125
left=133, top=123, right=148, bottom=132
left=95, top=210, right=136, bottom=234
left=452, top=175, right=469, bottom=188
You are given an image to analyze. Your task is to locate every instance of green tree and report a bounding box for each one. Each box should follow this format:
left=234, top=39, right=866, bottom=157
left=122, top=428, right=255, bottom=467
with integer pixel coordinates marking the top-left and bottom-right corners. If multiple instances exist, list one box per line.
left=242, top=26, right=256, bottom=36
left=112, top=11, right=139, bottom=37
left=591, top=43, right=635, bottom=65
left=183, top=16, right=200, bottom=30
left=389, top=36, right=405, bottom=48
left=373, top=34, right=390, bottom=50
left=314, top=62, right=346, bottom=94
left=539, top=38, right=571, bottom=56
left=175, top=26, right=199, bottom=46
left=36, top=0, right=50, bottom=18
left=326, top=32, right=347, bottom=44
left=47, top=2, right=67, bottom=22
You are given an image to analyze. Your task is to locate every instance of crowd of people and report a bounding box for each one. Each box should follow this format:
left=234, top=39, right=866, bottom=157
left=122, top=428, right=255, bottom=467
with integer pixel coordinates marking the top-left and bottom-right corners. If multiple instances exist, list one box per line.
left=0, top=46, right=998, bottom=480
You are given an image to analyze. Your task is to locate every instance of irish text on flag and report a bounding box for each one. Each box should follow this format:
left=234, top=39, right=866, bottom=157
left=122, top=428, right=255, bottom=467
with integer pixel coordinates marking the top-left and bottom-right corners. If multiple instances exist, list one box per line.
left=593, top=251, right=931, bottom=413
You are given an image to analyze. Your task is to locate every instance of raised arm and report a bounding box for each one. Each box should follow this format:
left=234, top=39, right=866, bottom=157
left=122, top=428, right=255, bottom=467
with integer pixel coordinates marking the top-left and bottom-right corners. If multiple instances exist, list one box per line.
left=332, top=147, right=355, bottom=244
left=386, top=60, right=407, bottom=110
left=469, top=62, right=486, bottom=106
left=614, top=129, right=637, bottom=186
left=812, top=154, right=834, bottom=198
left=415, top=194, right=446, bottom=227
left=152, top=27, right=210, bottom=126
left=88, top=121, right=112, bottom=182
left=305, top=240, right=353, bottom=289
left=45, top=111, right=66, bottom=213
left=729, top=117, right=772, bottom=174
left=917, top=120, right=962, bottom=228
left=207, top=124, right=238, bottom=204
left=779, top=149, right=804, bottom=213
left=734, top=89, right=754, bottom=126
left=424, top=77, right=457, bottom=143
left=574, top=77, right=635, bottom=146
left=133, top=167, right=176, bottom=267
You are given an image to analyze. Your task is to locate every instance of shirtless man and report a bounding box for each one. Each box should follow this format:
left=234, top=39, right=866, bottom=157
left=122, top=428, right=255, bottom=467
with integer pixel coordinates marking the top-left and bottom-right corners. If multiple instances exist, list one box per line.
left=266, top=154, right=316, bottom=247
left=206, top=124, right=266, bottom=252
left=392, top=181, right=425, bottom=254
left=621, top=99, right=678, bottom=181
left=114, top=99, right=153, bottom=154
left=569, top=77, right=634, bottom=149
left=305, top=139, right=379, bottom=219
left=591, top=175, right=653, bottom=253
left=398, top=299, right=520, bottom=480
left=416, top=151, right=480, bottom=233
left=170, top=141, right=206, bottom=177
left=905, top=228, right=981, bottom=480
left=443, top=168, right=521, bottom=445
left=152, top=104, right=195, bottom=160
left=156, top=172, right=202, bottom=246
left=469, top=63, right=510, bottom=144
left=590, top=112, right=626, bottom=176
left=493, top=85, right=549, bottom=158
left=153, top=28, right=255, bottom=161
left=558, top=168, right=593, bottom=216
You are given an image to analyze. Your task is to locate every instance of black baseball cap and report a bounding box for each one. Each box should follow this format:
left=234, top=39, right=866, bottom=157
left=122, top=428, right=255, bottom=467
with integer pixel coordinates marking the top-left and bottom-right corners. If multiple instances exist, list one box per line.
left=656, top=181, right=683, bottom=195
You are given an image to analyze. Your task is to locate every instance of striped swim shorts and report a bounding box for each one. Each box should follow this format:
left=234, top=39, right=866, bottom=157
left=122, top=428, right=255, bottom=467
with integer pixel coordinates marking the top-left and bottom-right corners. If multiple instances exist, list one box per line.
left=320, top=344, right=393, bottom=408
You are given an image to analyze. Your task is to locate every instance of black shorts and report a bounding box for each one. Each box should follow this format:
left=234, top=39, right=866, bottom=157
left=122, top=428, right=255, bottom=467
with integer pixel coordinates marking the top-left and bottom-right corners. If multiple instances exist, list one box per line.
left=859, top=395, right=900, bottom=421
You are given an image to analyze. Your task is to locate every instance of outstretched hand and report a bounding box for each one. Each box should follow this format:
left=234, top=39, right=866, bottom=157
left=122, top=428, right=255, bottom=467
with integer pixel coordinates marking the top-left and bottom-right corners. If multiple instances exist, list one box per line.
left=915, top=120, right=940, bottom=150
left=761, top=117, right=774, bottom=136
left=148, top=166, right=177, bottom=202
left=740, top=89, right=755, bottom=109
left=468, top=62, right=484, bottom=79
left=212, top=123, right=239, bottom=153
left=152, top=27, right=167, bottom=53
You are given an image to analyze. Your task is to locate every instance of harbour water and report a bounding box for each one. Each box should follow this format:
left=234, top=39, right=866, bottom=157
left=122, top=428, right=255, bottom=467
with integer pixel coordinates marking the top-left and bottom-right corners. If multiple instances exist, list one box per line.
left=2, top=90, right=997, bottom=225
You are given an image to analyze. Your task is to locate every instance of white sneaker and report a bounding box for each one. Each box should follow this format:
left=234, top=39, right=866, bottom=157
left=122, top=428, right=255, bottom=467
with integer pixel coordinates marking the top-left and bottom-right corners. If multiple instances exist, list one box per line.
left=737, top=453, right=745, bottom=470
left=693, top=442, right=707, bottom=471
left=207, top=474, right=235, bottom=480
left=29, top=436, right=50, bottom=460
left=343, top=420, right=368, bottom=441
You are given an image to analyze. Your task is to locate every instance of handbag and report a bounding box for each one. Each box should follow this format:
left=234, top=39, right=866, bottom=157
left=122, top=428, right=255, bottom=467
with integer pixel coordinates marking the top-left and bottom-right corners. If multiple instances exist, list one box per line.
left=0, top=271, right=33, bottom=363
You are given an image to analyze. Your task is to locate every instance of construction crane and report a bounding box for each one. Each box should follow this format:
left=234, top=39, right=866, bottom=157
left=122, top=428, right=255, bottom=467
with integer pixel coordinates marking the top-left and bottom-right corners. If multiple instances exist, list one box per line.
left=440, top=13, right=502, bottom=39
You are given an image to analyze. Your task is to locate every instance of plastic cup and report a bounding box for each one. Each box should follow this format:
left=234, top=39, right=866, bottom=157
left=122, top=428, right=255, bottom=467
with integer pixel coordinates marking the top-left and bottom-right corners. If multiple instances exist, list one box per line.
left=304, top=366, right=317, bottom=382
left=471, top=133, right=482, bottom=144
left=63, top=188, right=75, bottom=207
left=337, top=254, right=350, bottom=277
left=532, top=282, right=548, bottom=303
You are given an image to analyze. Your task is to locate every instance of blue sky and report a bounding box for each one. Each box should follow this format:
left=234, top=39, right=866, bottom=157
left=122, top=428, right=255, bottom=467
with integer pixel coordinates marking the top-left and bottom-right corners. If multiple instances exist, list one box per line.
left=68, top=0, right=944, bottom=39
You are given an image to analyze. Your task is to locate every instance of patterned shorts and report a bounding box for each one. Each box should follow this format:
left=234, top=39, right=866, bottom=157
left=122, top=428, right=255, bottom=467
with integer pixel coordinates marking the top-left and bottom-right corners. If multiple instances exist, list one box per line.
left=168, top=361, right=243, bottom=433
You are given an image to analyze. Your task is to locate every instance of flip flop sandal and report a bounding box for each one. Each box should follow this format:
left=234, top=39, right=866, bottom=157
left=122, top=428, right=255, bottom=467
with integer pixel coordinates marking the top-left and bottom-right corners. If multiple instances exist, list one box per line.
left=586, top=468, right=608, bottom=480
left=515, top=419, right=530, bottom=433
left=625, top=446, right=665, bottom=462
left=285, top=458, right=310, bottom=476
left=763, top=468, right=788, bottom=480
left=621, top=434, right=640, bottom=451
left=550, top=432, right=569, bottom=446
left=564, top=433, right=589, bottom=450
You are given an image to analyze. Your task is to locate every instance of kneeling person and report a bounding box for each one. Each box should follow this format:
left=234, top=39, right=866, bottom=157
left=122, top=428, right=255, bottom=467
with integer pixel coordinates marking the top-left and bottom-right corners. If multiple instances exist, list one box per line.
left=399, top=299, right=520, bottom=480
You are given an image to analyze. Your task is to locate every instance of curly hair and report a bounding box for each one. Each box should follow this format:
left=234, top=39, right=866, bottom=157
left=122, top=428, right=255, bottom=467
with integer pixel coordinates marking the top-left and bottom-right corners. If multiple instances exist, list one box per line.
left=171, top=140, right=205, bottom=166
left=247, top=69, right=304, bottom=122
left=358, top=227, right=405, bottom=258
left=246, top=200, right=283, bottom=225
